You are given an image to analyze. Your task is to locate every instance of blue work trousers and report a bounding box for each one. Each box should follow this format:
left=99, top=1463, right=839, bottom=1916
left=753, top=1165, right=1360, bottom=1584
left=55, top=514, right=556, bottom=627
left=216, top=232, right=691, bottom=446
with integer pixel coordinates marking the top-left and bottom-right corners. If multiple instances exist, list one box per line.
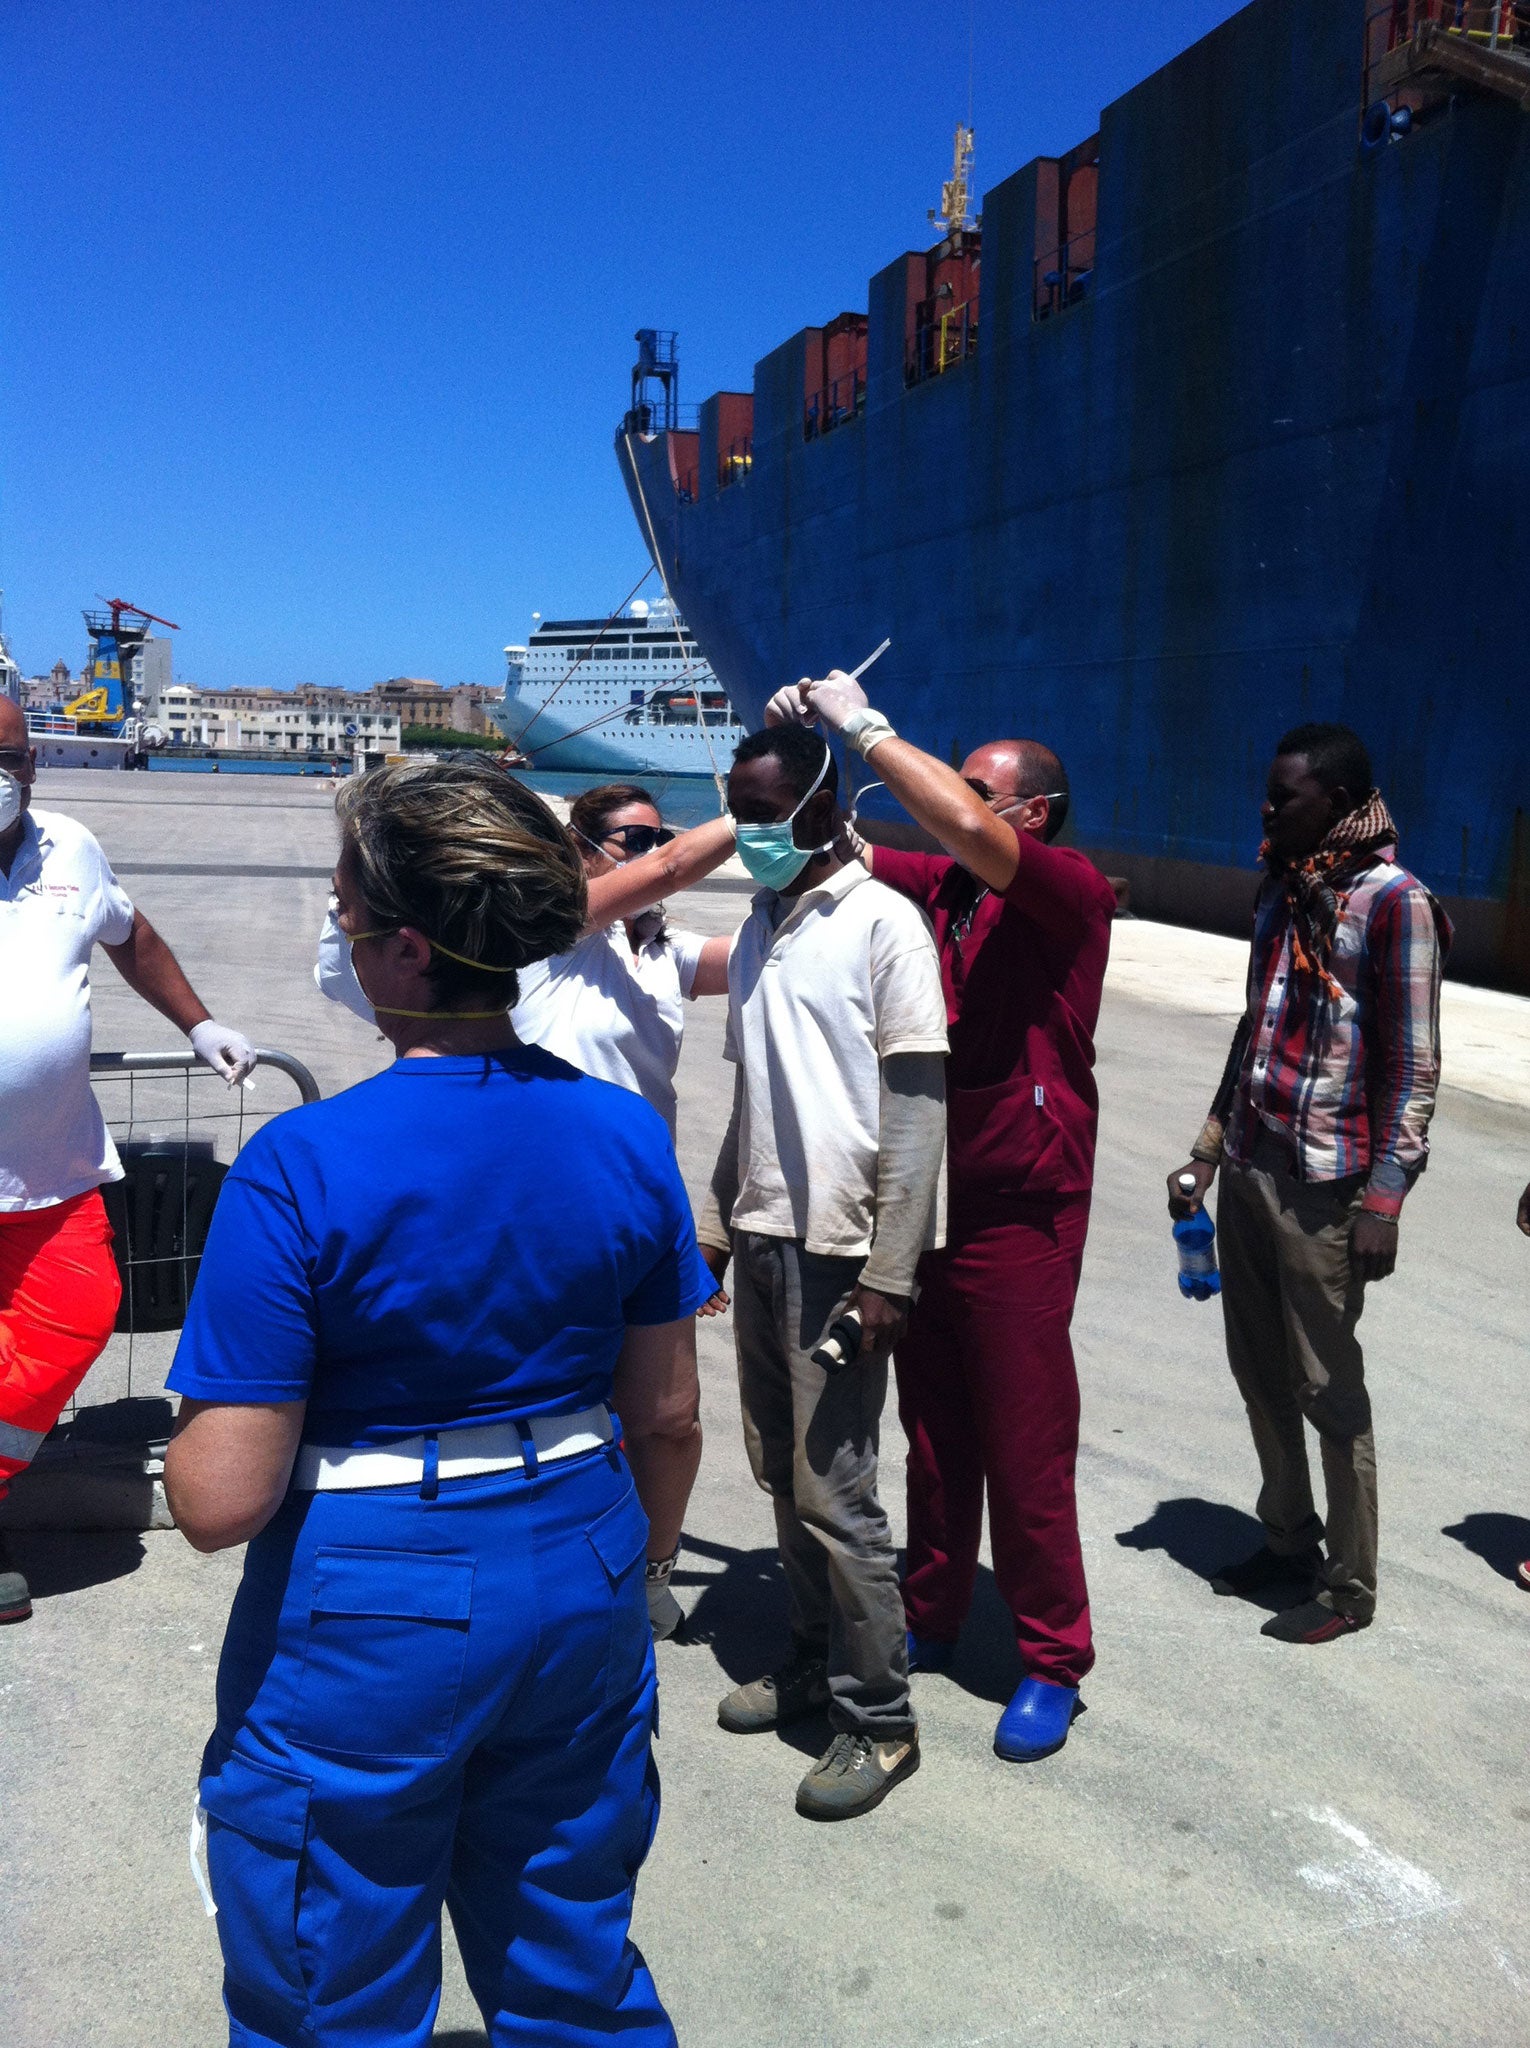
left=198, top=1443, right=674, bottom=2047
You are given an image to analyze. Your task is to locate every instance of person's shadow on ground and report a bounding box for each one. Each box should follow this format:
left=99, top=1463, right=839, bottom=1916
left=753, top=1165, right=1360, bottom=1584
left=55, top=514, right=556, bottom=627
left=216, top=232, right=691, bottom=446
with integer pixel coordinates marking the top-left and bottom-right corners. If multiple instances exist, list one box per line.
left=668, top=1533, right=1024, bottom=1722
left=1115, top=1496, right=1289, bottom=1609
left=667, top=1531, right=791, bottom=1676
left=6, top=1529, right=144, bottom=1599
left=665, top=1533, right=828, bottom=1755
left=1441, top=1511, right=1530, bottom=1586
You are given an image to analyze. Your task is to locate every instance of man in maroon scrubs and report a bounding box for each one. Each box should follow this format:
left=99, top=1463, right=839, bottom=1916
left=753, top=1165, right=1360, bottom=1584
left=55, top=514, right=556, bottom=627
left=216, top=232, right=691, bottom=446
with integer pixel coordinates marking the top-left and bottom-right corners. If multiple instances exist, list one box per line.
left=767, top=672, right=1115, bottom=1762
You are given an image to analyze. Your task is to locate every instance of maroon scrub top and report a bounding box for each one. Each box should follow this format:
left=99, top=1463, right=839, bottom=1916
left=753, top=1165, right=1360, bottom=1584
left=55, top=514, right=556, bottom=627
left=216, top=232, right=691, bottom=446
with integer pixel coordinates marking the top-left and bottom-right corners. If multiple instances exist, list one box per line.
left=872, top=836, right=1115, bottom=1201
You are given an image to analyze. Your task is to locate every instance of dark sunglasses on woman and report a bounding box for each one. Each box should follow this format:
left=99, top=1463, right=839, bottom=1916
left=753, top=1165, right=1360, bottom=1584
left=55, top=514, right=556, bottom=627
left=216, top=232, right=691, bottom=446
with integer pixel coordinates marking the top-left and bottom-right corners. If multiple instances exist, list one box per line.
left=604, top=824, right=675, bottom=855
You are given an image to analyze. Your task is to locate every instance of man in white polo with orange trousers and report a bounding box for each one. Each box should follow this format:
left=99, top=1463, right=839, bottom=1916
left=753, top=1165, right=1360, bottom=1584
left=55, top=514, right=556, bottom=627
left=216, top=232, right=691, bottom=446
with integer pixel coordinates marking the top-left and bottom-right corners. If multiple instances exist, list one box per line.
left=0, top=700, right=255, bottom=1622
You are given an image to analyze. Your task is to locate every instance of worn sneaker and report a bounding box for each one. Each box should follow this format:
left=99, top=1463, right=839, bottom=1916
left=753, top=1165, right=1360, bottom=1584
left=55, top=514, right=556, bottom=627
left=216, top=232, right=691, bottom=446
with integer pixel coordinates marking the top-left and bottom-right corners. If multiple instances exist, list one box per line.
left=0, top=1534, right=31, bottom=1625
left=717, top=1650, right=830, bottom=1734
left=1260, top=1597, right=1368, bottom=1644
left=795, top=1730, right=920, bottom=1821
left=1517, top=1558, right=1530, bottom=1591
left=1210, top=1543, right=1323, bottom=1598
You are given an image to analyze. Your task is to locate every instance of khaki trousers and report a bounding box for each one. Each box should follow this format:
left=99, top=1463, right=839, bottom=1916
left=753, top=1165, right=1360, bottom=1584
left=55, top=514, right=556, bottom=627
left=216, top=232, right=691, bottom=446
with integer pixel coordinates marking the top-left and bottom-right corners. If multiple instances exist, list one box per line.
left=731, top=1230, right=914, bottom=1738
left=1217, top=1132, right=1378, bottom=1620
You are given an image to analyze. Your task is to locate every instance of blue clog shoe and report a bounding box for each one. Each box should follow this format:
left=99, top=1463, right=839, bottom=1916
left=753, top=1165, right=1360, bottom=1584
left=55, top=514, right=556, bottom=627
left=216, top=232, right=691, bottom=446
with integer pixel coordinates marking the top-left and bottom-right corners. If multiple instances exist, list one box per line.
left=993, top=1676, right=1084, bottom=1762
left=906, top=1630, right=956, bottom=1674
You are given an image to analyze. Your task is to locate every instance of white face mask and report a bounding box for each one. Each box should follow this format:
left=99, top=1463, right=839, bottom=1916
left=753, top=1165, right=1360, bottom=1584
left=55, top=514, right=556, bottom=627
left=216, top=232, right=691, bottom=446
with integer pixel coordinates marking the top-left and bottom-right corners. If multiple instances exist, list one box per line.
left=0, top=770, right=21, bottom=835
left=575, top=823, right=668, bottom=947
left=314, top=898, right=377, bottom=1025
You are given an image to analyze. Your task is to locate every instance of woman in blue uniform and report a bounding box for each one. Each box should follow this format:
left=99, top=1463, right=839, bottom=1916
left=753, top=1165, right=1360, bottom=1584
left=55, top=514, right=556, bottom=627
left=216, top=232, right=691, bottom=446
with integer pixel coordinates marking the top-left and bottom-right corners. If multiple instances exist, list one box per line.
left=165, top=759, right=705, bottom=2048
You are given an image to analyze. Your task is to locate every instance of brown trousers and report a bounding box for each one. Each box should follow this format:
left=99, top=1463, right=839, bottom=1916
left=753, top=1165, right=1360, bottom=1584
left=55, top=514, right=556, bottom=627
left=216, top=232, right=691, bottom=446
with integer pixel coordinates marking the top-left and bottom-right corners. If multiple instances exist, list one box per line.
left=1217, top=1131, right=1378, bottom=1619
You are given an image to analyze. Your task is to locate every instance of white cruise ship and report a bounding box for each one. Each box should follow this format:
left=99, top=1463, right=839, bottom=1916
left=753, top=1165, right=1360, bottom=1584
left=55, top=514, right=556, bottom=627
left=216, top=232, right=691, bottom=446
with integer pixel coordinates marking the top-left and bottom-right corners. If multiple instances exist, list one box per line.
left=493, top=597, right=745, bottom=775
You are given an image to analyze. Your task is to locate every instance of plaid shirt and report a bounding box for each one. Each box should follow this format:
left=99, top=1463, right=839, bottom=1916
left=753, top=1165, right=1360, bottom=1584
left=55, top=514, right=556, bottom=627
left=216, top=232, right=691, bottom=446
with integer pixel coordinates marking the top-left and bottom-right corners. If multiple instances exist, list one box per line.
left=1203, top=852, right=1447, bottom=1217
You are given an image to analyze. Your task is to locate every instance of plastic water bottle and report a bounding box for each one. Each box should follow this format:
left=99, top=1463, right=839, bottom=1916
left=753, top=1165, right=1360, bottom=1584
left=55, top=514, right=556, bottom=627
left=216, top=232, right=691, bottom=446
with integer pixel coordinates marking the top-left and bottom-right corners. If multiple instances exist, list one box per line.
left=1173, top=1173, right=1221, bottom=1301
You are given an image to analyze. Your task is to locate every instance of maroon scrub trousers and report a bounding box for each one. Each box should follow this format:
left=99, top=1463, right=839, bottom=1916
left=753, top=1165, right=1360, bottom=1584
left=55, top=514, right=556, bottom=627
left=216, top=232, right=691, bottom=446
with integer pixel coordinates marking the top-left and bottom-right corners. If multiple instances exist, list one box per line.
left=871, top=835, right=1114, bottom=1693
left=897, top=1194, right=1094, bottom=1685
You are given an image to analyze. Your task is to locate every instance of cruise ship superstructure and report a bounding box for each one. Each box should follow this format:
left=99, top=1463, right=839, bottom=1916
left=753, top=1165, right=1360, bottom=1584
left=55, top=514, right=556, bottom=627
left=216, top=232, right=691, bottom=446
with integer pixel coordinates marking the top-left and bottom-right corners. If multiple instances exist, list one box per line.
left=493, top=598, right=743, bottom=776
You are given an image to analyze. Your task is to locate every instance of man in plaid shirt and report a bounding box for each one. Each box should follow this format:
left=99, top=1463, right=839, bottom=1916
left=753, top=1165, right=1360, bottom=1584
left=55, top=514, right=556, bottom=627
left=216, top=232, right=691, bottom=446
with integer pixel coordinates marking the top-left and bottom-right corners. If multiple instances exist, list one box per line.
left=1168, top=723, right=1449, bottom=1644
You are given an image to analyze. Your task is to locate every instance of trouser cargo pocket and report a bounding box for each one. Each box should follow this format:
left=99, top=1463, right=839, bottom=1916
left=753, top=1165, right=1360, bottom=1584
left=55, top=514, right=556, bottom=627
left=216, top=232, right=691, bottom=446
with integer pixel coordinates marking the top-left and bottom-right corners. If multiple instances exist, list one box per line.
left=586, top=1483, right=651, bottom=1702
left=200, top=1747, right=316, bottom=2046
left=292, top=1547, right=474, bottom=1756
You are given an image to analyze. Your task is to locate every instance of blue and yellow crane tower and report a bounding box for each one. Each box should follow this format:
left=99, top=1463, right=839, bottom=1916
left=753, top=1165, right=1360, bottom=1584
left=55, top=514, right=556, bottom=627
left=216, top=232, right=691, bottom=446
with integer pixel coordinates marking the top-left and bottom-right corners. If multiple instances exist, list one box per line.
left=66, top=598, right=179, bottom=729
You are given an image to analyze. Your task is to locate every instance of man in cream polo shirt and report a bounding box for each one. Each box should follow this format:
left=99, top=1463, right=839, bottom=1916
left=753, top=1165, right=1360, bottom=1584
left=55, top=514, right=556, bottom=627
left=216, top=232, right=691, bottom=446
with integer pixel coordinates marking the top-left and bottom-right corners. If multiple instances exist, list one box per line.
left=0, top=699, right=254, bottom=1623
left=698, top=724, right=947, bottom=1822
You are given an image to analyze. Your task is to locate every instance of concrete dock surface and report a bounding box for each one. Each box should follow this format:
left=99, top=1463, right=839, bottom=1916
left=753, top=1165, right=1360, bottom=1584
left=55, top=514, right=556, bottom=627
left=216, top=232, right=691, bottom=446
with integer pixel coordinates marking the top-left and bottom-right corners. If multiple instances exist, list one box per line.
left=4, top=770, right=1529, bottom=2048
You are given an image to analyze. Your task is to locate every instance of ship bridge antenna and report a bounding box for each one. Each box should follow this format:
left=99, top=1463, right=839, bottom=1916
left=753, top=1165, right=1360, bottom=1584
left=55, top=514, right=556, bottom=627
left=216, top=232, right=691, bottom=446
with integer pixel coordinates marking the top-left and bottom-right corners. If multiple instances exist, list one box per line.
left=930, top=122, right=979, bottom=238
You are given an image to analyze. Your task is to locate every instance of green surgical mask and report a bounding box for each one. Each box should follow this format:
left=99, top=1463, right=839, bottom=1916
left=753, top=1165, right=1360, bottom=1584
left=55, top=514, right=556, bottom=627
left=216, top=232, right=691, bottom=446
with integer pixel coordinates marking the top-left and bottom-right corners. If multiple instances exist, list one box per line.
left=734, top=745, right=834, bottom=890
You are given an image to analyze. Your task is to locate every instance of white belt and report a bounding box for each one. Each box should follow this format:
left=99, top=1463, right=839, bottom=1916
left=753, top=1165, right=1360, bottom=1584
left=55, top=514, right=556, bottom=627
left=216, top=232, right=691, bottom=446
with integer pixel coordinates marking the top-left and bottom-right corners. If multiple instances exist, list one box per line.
left=291, top=1406, right=614, bottom=1493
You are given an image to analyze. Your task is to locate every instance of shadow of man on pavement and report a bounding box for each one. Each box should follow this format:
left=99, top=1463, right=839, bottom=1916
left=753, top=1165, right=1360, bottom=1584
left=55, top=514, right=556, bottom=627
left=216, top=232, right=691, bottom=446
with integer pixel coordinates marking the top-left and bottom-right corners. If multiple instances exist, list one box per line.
left=1116, top=1496, right=1289, bottom=1607
left=1441, top=1511, right=1530, bottom=1586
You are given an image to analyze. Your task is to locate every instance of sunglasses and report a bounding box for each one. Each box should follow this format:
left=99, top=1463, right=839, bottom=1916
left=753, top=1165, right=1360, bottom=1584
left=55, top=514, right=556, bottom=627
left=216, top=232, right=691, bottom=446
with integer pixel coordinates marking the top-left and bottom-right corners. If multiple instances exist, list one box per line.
left=602, top=823, right=675, bottom=855
left=964, top=778, right=1067, bottom=810
left=0, top=749, right=32, bottom=772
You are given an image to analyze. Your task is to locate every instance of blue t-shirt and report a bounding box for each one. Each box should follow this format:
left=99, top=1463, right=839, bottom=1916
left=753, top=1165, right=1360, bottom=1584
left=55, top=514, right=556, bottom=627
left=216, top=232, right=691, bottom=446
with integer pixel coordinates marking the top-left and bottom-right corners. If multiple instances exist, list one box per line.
left=167, top=1049, right=707, bottom=1448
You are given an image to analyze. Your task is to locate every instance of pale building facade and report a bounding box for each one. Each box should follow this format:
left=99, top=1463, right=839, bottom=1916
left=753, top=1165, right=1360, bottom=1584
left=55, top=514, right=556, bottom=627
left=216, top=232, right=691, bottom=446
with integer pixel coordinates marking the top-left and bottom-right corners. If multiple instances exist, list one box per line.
left=153, top=685, right=400, bottom=757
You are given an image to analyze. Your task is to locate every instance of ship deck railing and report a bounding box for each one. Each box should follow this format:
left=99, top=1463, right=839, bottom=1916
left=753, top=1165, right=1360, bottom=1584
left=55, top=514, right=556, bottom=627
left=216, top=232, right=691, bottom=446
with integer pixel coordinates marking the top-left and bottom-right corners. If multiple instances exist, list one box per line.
left=718, top=436, right=753, bottom=489
left=906, top=298, right=979, bottom=385
left=804, top=369, right=866, bottom=441
left=1365, top=1, right=1530, bottom=110
left=1033, top=231, right=1097, bottom=323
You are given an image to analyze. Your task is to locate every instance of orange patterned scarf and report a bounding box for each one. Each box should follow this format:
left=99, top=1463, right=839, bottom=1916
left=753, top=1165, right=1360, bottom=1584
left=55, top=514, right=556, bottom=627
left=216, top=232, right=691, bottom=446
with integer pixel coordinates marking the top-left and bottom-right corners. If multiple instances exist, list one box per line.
left=1261, top=788, right=1397, bottom=997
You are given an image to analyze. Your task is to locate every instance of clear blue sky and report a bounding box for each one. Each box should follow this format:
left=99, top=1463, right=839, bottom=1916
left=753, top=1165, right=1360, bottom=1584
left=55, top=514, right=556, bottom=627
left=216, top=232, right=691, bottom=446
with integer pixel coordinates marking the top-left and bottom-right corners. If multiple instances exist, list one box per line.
left=3, top=0, right=1244, bottom=692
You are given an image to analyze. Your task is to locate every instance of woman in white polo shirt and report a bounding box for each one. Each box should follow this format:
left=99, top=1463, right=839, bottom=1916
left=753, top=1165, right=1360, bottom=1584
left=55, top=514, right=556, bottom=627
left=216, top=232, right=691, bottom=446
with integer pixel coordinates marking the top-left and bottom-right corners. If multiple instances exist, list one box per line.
left=512, top=784, right=731, bottom=1138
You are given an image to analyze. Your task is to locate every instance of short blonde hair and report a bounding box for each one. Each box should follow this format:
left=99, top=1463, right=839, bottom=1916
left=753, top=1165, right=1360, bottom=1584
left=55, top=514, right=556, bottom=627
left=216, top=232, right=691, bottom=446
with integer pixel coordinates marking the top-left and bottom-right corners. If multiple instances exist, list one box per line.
left=337, top=760, right=587, bottom=1008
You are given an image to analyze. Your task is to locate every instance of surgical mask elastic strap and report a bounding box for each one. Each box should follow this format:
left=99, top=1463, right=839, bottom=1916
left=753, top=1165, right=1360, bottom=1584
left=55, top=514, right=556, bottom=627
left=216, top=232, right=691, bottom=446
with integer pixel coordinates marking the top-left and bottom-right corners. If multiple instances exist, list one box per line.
left=793, top=742, right=834, bottom=838
left=366, top=1005, right=510, bottom=1019
left=348, top=929, right=518, bottom=973
left=572, top=825, right=626, bottom=866
left=345, top=929, right=513, bottom=1019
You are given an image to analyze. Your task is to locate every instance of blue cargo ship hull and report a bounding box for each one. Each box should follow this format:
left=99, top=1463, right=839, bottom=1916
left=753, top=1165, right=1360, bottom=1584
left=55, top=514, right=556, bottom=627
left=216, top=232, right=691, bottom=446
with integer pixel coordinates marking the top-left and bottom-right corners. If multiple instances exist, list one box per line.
left=619, top=0, right=1530, bottom=987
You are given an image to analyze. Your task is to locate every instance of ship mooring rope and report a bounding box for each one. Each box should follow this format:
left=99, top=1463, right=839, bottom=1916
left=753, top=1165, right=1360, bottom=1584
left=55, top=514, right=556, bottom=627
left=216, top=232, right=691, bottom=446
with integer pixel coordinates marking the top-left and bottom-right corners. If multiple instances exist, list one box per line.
left=512, top=563, right=657, bottom=756
left=517, top=652, right=722, bottom=762
left=621, top=430, right=729, bottom=812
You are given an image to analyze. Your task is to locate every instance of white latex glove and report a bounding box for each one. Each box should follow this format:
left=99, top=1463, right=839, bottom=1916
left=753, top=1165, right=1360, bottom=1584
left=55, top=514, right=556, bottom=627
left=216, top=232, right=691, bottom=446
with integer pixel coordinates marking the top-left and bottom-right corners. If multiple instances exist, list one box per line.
left=189, top=1020, right=258, bottom=1086
left=800, top=670, right=871, bottom=733
left=764, top=680, right=816, bottom=727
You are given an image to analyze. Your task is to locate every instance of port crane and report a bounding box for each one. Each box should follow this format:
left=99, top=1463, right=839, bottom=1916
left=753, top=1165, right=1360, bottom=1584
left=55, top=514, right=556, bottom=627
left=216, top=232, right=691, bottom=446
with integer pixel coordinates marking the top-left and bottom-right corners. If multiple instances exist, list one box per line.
left=65, top=598, right=180, bottom=729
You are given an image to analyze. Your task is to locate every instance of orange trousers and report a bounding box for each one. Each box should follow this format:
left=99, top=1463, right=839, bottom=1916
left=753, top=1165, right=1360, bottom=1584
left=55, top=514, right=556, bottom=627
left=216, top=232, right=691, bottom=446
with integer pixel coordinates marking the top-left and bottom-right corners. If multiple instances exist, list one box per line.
left=0, top=1189, right=121, bottom=1498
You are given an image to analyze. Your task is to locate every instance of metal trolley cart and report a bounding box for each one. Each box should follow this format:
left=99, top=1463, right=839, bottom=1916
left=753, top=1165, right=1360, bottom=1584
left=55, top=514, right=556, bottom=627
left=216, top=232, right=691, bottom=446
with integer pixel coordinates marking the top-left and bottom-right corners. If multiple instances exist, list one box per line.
left=0, top=1047, right=320, bottom=1531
